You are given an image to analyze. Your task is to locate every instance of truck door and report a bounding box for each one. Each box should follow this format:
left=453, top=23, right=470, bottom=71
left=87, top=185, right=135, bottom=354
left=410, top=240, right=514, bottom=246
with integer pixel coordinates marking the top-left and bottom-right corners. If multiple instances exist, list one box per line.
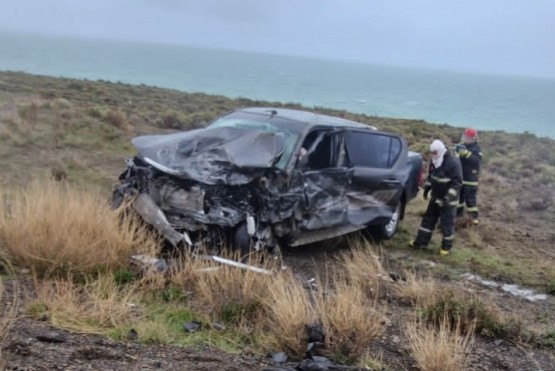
left=343, top=129, right=408, bottom=226
left=297, top=129, right=352, bottom=230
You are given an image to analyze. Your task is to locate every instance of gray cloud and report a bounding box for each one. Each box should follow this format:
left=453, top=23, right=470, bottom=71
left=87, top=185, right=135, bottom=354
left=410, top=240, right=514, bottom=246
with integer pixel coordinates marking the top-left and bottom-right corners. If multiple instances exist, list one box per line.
left=1, top=0, right=554, bottom=78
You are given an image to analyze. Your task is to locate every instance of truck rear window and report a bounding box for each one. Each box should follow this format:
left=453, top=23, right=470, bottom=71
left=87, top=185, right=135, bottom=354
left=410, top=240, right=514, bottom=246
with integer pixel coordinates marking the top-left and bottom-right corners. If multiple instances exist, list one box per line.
left=346, top=131, right=402, bottom=169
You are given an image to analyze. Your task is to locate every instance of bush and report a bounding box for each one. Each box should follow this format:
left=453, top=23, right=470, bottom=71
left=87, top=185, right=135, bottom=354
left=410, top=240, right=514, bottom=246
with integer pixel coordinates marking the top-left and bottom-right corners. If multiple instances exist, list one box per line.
left=104, top=109, right=129, bottom=131
left=157, top=110, right=187, bottom=129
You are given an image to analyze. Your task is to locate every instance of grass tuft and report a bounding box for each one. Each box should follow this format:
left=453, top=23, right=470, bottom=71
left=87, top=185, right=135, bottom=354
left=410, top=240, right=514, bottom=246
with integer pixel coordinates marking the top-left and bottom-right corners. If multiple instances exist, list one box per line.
left=189, top=252, right=274, bottom=325
left=422, top=289, right=522, bottom=339
left=32, top=273, right=139, bottom=333
left=0, top=179, right=159, bottom=277
left=392, top=270, right=440, bottom=307
left=339, top=238, right=384, bottom=298
left=406, top=314, right=474, bottom=371
left=259, top=271, right=318, bottom=356
left=0, top=268, right=18, bottom=368
left=317, top=284, right=385, bottom=363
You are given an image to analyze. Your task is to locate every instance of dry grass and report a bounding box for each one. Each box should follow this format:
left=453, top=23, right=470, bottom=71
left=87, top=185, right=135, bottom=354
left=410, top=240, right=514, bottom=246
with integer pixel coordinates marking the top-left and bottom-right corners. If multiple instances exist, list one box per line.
left=421, top=288, right=522, bottom=339
left=0, top=273, right=18, bottom=368
left=32, top=273, right=139, bottom=333
left=0, top=179, right=159, bottom=277
left=316, top=284, right=385, bottom=362
left=392, top=270, right=441, bottom=307
left=259, top=271, right=318, bottom=356
left=406, top=314, right=474, bottom=371
left=338, top=238, right=384, bottom=298
left=187, top=253, right=275, bottom=325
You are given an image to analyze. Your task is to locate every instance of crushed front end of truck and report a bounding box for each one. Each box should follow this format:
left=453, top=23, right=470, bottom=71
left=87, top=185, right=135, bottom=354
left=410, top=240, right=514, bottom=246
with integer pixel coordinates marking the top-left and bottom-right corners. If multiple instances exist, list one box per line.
left=111, top=125, right=301, bottom=256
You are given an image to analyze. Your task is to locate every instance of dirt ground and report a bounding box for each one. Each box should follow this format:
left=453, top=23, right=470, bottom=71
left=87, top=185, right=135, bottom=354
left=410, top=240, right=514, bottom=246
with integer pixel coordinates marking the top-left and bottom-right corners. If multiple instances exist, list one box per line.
left=2, top=235, right=555, bottom=371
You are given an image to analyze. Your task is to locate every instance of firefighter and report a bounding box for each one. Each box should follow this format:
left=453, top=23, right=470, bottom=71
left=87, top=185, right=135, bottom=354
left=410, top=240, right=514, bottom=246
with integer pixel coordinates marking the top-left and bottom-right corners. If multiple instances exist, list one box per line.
left=410, top=139, right=463, bottom=256
left=455, top=127, right=482, bottom=225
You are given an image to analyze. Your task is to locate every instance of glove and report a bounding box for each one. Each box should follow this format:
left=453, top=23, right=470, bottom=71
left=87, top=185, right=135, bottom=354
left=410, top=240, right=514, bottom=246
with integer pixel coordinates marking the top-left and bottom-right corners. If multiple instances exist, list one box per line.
left=423, top=186, right=431, bottom=200
left=435, top=198, right=449, bottom=207
left=456, top=144, right=471, bottom=158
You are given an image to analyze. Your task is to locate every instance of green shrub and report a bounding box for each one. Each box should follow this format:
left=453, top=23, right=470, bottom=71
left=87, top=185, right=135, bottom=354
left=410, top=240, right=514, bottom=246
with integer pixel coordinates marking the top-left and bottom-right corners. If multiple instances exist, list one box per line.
left=422, top=290, right=522, bottom=339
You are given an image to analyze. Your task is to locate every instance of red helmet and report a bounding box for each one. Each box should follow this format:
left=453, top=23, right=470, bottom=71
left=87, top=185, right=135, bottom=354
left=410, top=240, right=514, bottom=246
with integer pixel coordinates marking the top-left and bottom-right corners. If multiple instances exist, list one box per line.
left=464, top=128, right=478, bottom=138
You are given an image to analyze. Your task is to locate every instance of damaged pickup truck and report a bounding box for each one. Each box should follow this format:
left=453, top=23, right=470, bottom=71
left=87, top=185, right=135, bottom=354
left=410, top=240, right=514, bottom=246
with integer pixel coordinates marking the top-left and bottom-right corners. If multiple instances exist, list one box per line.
left=112, top=107, right=423, bottom=256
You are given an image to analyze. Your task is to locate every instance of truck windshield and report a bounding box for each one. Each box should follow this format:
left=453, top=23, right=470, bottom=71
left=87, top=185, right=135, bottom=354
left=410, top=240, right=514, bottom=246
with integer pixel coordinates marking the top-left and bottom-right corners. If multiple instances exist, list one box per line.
left=208, top=111, right=303, bottom=169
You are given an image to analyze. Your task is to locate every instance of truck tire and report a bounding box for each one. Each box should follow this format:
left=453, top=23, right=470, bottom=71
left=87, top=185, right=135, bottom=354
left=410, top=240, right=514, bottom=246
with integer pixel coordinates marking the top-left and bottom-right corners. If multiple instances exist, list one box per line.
left=368, top=201, right=402, bottom=241
left=233, top=223, right=253, bottom=258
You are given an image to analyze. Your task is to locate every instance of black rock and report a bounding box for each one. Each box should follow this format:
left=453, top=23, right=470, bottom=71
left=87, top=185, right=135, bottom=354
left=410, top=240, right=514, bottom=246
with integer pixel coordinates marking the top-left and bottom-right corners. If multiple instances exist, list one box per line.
left=389, top=272, right=404, bottom=282
left=127, top=328, right=139, bottom=341
left=305, top=323, right=325, bottom=343
left=36, top=332, right=66, bottom=343
left=152, top=360, right=162, bottom=368
left=296, top=357, right=331, bottom=371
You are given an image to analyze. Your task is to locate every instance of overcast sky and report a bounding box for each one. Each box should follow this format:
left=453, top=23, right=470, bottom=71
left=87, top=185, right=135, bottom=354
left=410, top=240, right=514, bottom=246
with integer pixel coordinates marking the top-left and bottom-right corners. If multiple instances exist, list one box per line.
left=1, top=0, right=554, bottom=78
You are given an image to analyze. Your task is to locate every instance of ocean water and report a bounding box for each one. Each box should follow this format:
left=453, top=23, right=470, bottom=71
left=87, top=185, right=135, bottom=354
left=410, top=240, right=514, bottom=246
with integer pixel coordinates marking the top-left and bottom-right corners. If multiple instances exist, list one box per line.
left=1, top=30, right=554, bottom=138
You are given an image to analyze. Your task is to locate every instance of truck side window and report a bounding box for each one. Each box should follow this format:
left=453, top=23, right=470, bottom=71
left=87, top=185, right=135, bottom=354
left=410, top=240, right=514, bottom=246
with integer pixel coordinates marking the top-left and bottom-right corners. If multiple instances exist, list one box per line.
left=345, top=131, right=401, bottom=168
left=299, top=130, right=334, bottom=170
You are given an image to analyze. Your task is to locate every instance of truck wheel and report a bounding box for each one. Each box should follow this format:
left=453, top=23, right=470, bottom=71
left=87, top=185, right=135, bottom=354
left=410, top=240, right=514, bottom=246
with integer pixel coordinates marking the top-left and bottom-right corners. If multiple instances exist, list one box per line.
left=368, top=201, right=402, bottom=241
left=233, top=223, right=253, bottom=258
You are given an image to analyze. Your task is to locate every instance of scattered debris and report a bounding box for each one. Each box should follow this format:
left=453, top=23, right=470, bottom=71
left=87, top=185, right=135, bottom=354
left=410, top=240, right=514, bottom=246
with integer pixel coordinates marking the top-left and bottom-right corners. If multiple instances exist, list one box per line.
left=306, top=277, right=318, bottom=289
left=270, top=351, right=288, bottom=364
left=210, top=322, right=226, bottom=331
left=462, top=273, right=548, bottom=302
left=200, top=255, right=274, bottom=275
left=182, top=321, right=202, bottom=333
left=130, top=254, right=168, bottom=273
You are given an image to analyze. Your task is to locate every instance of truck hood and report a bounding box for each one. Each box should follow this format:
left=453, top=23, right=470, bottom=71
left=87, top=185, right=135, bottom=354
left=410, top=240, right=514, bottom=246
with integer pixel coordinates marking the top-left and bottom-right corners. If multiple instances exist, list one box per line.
left=132, top=126, right=286, bottom=185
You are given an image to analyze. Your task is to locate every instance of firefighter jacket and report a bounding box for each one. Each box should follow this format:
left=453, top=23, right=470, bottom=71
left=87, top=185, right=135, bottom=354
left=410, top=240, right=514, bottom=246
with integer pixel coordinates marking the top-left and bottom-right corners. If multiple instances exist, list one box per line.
left=424, top=151, right=463, bottom=206
left=459, top=141, right=482, bottom=185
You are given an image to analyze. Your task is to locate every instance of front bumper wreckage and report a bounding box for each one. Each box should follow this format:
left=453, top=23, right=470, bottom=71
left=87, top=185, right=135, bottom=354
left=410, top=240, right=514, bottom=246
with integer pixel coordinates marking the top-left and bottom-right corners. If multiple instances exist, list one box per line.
left=112, top=126, right=296, bottom=254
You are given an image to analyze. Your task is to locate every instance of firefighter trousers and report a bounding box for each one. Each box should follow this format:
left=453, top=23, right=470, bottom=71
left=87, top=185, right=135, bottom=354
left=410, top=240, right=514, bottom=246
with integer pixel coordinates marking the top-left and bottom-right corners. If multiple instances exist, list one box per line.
left=457, top=184, right=479, bottom=218
left=414, top=199, right=456, bottom=251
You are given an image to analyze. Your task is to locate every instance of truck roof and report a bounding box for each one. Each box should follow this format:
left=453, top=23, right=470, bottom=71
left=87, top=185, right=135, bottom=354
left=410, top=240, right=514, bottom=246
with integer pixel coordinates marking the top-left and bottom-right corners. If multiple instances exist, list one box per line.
left=236, top=107, right=377, bottom=131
